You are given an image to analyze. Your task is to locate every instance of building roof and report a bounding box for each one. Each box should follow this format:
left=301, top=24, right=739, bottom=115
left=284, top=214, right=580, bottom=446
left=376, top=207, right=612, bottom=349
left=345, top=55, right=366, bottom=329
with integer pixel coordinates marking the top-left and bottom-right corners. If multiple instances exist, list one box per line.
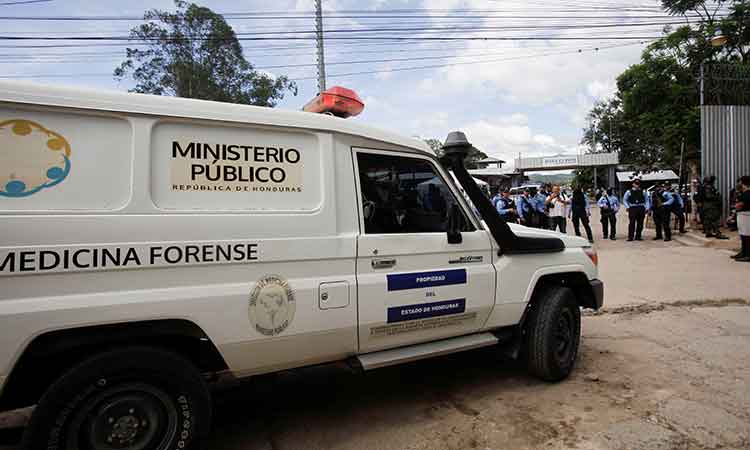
left=616, top=170, right=679, bottom=182
left=475, top=157, right=506, bottom=164
left=468, top=168, right=517, bottom=178
left=0, top=80, right=432, bottom=155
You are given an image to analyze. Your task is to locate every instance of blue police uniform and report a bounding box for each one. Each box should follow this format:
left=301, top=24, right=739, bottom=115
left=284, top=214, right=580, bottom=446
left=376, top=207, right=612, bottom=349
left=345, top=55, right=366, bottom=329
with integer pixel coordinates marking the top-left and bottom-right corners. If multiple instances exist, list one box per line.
left=491, top=194, right=502, bottom=209
left=651, top=189, right=673, bottom=241
left=662, top=191, right=675, bottom=207
left=496, top=196, right=515, bottom=218
left=531, top=191, right=549, bottom=229
left=671, top=190, right=686, bottom=233
left=597, top=193, right=620, bottom=240
left=623, top=188, right=648, bottom=241
left=516, top=194, right=533, bottom=224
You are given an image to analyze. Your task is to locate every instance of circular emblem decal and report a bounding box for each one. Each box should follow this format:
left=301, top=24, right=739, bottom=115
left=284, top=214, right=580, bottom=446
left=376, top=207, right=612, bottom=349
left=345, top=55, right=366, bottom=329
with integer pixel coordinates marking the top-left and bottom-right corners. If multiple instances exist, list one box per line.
left=249, top=275, right=296, bottom=336
left=0, top=119, right=72, bottom=198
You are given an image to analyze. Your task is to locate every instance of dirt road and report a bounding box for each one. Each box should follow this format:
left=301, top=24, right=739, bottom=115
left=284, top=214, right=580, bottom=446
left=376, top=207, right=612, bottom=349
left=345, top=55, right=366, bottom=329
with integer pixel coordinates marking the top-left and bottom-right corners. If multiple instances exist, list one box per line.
left=205, top=301, right=750, bottom=450
left=2, top=216, right=748, bottom=450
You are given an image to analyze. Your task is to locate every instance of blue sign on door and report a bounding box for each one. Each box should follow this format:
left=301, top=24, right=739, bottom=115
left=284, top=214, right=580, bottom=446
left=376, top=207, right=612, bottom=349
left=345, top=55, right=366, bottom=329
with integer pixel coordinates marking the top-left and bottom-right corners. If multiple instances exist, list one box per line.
left=386, top=269, right=466, bottom=291
left=387, top=299, right=466, bottom=323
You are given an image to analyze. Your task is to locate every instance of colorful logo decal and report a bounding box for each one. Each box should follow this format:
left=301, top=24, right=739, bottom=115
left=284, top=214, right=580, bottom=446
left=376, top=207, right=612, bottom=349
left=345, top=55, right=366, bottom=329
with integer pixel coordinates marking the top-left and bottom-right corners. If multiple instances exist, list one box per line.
left=248, top=275, right=296, bottom=336
left=0, top=119, right=71, bottom=198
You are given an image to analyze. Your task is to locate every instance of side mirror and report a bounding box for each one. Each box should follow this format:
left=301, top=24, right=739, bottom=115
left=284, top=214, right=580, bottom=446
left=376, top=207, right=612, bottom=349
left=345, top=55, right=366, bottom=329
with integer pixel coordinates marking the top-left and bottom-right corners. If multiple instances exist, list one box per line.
left=363, top=200, right=375, bottom=222
left=447, top=204, right=464, bottom=244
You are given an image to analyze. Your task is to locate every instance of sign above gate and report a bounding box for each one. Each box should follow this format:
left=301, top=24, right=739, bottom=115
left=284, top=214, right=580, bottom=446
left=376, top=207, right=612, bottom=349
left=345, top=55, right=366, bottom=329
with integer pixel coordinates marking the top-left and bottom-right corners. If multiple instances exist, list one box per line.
left=515, top=152, right=618, bottom=171
left=542, top=156, right=578, bottom=167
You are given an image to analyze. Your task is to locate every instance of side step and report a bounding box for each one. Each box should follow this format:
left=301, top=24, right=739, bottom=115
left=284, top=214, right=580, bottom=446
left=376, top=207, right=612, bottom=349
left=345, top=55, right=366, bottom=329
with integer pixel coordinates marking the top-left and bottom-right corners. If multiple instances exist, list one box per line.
left=356, top=332, right=499, bottom=371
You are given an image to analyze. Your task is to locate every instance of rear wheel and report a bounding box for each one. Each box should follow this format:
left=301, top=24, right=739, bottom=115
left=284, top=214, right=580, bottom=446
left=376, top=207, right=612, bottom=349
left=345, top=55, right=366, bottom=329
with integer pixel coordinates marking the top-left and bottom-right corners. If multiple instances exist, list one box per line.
left=525, top=286, right=581, bottom=381
left=22, top=347, right=211, bottom=450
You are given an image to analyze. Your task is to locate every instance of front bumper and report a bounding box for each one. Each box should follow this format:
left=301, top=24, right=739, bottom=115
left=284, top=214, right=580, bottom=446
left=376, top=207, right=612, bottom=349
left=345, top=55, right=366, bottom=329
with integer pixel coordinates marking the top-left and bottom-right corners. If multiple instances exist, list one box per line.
left=590, top=279, right=604, bottom=310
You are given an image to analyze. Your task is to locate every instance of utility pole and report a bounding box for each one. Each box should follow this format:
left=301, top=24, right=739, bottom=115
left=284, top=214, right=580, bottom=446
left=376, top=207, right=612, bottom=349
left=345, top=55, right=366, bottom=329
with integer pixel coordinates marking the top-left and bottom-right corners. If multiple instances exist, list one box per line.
left=314, top=0, right=327, bottom=93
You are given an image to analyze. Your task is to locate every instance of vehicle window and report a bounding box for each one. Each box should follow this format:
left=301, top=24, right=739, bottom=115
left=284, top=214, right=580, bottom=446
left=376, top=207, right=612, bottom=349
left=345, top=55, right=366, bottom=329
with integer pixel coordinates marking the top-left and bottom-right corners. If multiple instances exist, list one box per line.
left=356, top=152, right=475, bottom=234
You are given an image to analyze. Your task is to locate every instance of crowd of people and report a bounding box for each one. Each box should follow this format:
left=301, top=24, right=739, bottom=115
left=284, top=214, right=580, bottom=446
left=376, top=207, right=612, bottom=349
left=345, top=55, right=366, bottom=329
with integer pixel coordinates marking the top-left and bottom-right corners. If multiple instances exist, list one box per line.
left=487, top=175, right=750, bottom=262
left=491, top=184, right=601, bottom=243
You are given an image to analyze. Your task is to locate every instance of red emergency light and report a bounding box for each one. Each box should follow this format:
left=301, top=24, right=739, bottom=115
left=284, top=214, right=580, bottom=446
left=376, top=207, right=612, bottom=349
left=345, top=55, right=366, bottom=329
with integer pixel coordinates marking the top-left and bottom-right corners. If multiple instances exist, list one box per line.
left=303, top=86, right=364, bottom=118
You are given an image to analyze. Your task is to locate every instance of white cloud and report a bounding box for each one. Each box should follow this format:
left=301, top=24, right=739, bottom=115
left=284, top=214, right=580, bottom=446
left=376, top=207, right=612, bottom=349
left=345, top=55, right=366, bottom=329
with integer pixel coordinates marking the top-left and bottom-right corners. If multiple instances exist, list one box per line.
left=533, top=134, right=557, bottom=147
left=458, top=114, right=572, bottom=165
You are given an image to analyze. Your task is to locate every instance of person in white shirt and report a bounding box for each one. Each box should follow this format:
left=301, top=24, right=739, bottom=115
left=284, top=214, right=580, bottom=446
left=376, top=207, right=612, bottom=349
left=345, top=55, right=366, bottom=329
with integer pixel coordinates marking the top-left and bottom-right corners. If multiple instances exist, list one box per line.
left=545, top=185, right=570, bottom=233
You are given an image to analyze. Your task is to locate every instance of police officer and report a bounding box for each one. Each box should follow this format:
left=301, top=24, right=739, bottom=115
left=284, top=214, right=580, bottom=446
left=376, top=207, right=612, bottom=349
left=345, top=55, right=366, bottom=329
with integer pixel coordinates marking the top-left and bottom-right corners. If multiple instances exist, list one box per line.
left=516, top=188, right=534, bottom=227
left=651, top=183, right=673, bottom=242
left=623, top=179, right=648, bottom=241
left=700, top=176, right=729, bottom=239
left=496, top=189, right=518, bottom=223
left=597, top=188, right=619, bottom=240
left=669, top=185, right=687, bottom=234
left=533, top=185, right=550, bottom=229
left=490, top=188, right=502, bottom=210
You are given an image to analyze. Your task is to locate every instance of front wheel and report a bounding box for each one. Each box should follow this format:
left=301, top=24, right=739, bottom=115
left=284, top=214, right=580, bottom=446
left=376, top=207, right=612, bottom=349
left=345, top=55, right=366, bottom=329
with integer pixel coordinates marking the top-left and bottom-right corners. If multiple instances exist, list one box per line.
left=22, top=346, right=211, bottom=450
left=525, top=286, right=581, bottom=381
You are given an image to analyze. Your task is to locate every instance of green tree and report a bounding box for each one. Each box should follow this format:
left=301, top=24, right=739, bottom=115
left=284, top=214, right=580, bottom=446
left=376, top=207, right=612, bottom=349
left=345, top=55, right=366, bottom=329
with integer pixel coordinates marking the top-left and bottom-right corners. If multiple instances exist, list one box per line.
left=114, top=0, right=296, bottom=106
left=580, top=0, right=749, bottom=172
left=423, top=138, right=444, bottom=156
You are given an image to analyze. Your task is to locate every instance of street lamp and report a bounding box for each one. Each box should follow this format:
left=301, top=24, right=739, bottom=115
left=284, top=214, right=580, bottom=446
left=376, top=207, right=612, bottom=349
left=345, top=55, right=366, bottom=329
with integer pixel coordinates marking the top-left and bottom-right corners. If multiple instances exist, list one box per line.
left=710, top=28, right=729, bottom=47
left=700, top=29, right=728, bottom=106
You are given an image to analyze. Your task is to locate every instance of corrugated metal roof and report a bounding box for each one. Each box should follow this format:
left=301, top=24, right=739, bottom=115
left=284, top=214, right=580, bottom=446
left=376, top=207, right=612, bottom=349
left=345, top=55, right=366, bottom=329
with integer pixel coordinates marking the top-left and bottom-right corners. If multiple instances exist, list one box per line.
left=468, top=168, right=516, bottom=177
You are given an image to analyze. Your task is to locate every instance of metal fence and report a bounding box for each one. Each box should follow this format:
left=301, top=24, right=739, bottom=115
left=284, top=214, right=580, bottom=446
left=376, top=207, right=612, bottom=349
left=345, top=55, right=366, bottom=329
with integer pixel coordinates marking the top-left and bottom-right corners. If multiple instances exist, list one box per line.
left=700, top=105, right=750, bottom=219
left=701, top=63, right=750, bottom=107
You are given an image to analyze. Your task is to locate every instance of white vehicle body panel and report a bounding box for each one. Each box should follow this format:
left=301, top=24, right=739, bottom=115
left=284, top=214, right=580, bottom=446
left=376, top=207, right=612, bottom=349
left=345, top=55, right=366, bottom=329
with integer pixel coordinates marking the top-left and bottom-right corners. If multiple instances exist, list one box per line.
left=0, top=81, right=599, bottom=398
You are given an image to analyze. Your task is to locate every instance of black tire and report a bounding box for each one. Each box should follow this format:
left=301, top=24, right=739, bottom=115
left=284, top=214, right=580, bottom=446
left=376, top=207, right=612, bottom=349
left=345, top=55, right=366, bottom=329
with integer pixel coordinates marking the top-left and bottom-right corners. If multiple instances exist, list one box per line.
left=525, top=286, right=581, bottom=382
left=22, top=346, right=211, bottom=450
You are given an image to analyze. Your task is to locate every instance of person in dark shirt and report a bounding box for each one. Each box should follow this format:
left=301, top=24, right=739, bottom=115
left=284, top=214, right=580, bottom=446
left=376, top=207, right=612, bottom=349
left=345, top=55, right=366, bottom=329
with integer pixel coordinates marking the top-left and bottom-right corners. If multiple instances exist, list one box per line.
left=623, top=179, right=649, bottom=241
left=701, top=176, right=729, bottom=239
left=732, top=176, right=750, bottom=262
left=651, top=183, right=674, bottom=242
left=598, top=188, right=620, bottom=240
left=569, top=188, right=593, bottom=242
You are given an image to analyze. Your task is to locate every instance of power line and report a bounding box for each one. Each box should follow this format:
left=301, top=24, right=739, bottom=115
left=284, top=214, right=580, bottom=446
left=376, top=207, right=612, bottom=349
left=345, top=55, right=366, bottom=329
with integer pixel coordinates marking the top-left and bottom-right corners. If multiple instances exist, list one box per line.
left=0, top=46, right=601, bottom=65
left=0, top=34, right=665, bottom=41
left=0, top=19, right=714, bottom=38
left=0, top=41, right=646, bottom=79
left=289, top=41, right=646, bottom=81
left=0, top=12, right=723, bottom=21
left=0, top=0, right=51, bottom=5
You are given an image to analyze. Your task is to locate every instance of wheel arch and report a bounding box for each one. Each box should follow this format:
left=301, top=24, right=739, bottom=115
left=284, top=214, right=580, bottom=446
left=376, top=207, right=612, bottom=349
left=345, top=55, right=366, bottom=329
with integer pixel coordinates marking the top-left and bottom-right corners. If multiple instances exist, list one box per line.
left=497, top=269, right=598, bottom=360
left=0, top=319, right=227, bottom=411
left=526, top=270, right=599, bottom=313
left=525, top=265, right=598, bottom=309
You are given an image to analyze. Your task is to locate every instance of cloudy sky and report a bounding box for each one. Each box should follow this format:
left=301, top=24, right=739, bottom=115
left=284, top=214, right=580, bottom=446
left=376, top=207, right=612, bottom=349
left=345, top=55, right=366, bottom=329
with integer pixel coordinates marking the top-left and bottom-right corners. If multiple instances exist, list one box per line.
left=0, top=0, right=676, bottom=166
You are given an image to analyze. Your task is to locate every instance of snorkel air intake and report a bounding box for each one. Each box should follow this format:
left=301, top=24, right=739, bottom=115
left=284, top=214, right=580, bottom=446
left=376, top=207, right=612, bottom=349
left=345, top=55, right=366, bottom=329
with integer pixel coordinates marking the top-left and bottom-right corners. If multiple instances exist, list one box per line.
left=440, top=131, right=564, bottom=255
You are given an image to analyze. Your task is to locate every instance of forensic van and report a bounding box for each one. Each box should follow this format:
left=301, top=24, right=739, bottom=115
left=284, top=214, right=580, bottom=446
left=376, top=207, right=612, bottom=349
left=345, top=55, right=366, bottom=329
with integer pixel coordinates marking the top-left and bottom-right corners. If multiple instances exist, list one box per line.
left=0, top=81, right=602, bottom=450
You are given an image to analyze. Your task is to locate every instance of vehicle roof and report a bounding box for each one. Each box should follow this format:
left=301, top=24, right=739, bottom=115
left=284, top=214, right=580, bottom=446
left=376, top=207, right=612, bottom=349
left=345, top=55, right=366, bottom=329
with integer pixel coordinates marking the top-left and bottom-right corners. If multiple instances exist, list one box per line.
left=0, top=80, right=432, bottom=155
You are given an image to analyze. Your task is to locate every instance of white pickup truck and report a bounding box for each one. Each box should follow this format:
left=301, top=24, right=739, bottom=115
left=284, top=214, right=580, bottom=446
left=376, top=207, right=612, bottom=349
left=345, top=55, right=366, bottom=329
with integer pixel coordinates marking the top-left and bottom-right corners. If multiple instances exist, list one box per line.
left=0, top=81, right=602, bottom=450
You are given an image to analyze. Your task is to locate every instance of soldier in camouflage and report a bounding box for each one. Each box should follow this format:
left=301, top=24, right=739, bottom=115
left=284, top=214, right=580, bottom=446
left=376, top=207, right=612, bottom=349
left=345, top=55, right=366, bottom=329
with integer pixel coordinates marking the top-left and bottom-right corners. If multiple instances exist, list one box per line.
left=699, top=176, right=729, bottom=239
